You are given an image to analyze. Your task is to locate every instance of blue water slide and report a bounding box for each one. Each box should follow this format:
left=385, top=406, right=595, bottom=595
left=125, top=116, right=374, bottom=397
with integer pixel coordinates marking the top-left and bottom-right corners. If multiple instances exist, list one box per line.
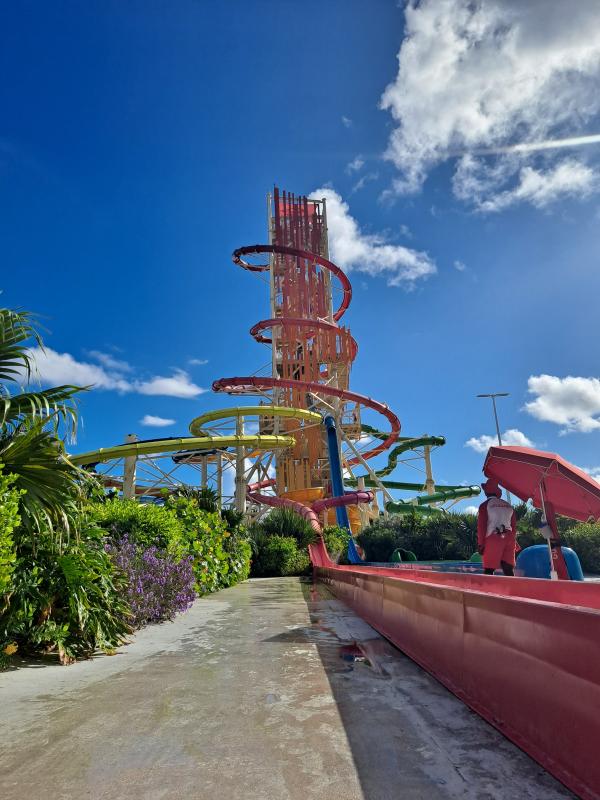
left=324, top=415, right=350, bottom=530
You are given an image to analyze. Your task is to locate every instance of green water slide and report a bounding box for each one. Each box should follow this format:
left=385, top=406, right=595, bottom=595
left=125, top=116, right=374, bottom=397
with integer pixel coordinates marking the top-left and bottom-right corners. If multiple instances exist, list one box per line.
left=345, top=424, right=480, bottom=513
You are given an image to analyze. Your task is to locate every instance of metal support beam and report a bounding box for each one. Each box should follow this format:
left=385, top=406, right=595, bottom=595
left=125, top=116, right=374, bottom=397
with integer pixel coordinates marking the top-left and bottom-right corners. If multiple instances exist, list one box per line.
left=235, top=416, right=246, bottom=513
left=122, top=433, right=138, bottom=499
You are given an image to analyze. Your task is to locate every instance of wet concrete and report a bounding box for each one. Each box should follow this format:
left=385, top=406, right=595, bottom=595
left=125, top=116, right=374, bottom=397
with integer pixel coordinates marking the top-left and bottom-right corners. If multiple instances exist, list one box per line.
left=0, top=577, right=574, bottom=799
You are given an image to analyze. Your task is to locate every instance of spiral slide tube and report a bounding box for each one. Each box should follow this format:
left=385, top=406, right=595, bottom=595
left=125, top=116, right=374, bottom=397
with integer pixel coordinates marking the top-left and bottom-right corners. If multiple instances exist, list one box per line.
left=213, top=375, right=401, bottom=468
left=220, top=230, right=479, bottom=537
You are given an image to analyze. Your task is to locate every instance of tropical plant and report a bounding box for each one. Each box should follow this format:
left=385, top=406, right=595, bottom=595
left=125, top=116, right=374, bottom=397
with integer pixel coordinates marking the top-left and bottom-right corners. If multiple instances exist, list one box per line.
left=257, top=507, right=317, bottom=548
left=2, top=525, right=131, bottom=664
left=90, top=498, right=184, bottom=550
left=250, top=534, right=310, bottom=577
left=0, top=308, right=84, bottom=536
left=166, top=496, right=235, bottom=593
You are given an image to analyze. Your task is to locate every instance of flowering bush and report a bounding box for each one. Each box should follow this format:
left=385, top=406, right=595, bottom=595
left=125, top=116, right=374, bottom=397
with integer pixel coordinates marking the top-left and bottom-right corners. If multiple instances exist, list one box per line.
left=106, top=537, right=196, bottom=628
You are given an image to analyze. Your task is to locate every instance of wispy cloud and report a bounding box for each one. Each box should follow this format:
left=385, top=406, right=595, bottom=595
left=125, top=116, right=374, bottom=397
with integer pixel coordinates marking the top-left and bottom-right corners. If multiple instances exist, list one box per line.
left=86, top=350, right=133, bottom=372
left=140, top=414, right=176, bottom=427
left=188, top=358, right=208, bottom=366
left=453, top=260, right=467, bottom=272
left=351, top=171, right=379, bottom=195
left=311, top=186, right=436, bottom=289
left=341, top=116, right=353, bottom=128
left=346, top=156, right=364, bottom=174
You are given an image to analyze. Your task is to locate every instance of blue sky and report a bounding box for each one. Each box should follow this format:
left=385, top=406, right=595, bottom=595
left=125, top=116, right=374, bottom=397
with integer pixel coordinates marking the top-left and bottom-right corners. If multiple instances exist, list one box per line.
left=2, top=0, right=600, bottom=509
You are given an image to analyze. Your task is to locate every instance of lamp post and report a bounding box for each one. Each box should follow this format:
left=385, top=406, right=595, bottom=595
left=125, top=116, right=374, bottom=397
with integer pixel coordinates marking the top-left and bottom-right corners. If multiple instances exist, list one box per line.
left=477, top=392, right=511, bottom=502
left=477, top=392, right=509, bottom=445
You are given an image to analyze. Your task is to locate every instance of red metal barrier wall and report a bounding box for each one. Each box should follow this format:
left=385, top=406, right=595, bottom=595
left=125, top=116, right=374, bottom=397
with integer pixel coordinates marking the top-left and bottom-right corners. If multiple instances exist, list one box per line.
left=317, top=566, right=600, bottom=800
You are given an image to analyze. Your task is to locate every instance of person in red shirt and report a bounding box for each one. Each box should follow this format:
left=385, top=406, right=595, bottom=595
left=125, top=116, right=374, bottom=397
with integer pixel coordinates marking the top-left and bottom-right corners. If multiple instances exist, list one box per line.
left=477, top=479, right=517, bottom=576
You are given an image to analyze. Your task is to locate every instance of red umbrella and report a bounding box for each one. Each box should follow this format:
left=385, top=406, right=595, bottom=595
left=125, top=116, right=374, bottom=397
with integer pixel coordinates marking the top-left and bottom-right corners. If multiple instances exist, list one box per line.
left=483, top=446, right=600, bottom=580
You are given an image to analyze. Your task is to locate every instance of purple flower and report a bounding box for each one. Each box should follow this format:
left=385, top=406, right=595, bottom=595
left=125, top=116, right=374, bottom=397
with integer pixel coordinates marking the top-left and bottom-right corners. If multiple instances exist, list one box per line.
left=106, top=538, right=195, bottom=628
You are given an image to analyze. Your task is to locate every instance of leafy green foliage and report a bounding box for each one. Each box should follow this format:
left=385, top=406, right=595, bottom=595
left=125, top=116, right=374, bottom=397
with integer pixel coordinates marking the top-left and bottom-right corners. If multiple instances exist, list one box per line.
left=250, top=534, right=310, bottom=577
left=0, top=469, right=22, bottom=599
left=560, top=524, right=600, bottom=573
left=165, top=496, right=235, bottom=593
left=322, top=525, right=350, bottom=564
left=257, top=507, right=317, bottom=548
left=2, top=526, right=131, bottom=664
left=90, top=496, right=252, bottom=595
left=173, top=485, right=220, bottom=513
left=357, top=512, right=479, bottom=562
left=0, top=307, right=85, bottom=537
left=90, top=498, right=184, bottom=550
left=247, top=507, right=315, bottom=577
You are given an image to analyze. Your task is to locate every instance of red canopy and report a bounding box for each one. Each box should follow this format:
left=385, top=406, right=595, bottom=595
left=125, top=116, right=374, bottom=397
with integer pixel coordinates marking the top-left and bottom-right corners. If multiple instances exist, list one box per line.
left=483, top=446, right=600, bottom=522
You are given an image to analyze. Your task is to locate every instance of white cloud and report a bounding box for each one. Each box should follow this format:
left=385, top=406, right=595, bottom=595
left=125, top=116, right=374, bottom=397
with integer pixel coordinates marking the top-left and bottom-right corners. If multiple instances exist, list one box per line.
left=380, top=0, right=600, bottom=208
left=465, top=428, right=534, bottom=453
left=463, top=505, right=479, bottom=516
left=27, top=347, right=131, bottom=391
left=341, top=116, right=353, bottom=128
left=86, top=350, right=132, bottom=372
left=453, top=259, right=467, bottom=272
left=460, top=159, right=596, bottom=212
left=351, top=171, right=379, bottom=194
left=346, top=156, right=364, bottom=173
left=312, top=186, right=436, bottom=288
left=525, top=375, right=600, bottom=433
left=135, top=369, right=206, bottom=399
left=188, top=358, right=208, bottom=366
left=140, top=415, right=176, bottom=427
left=25, top=347, right=206, bottom=399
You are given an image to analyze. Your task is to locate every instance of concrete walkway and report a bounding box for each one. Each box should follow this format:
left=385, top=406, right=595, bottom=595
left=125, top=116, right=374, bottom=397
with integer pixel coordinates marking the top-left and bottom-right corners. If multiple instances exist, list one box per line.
left=1, top=578, right=574, bottom=800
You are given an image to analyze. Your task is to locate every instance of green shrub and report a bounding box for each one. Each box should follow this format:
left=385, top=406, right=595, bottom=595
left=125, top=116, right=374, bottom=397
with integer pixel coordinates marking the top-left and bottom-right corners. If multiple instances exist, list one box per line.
left=257, top=507, right=317, bottom=548
left=166, top=496, right=251, bottom=593
left=2, top=526, right=131, bottom=664
left=561, top=524, right=600, bottom=573
left=0, top=470, right=22, bottom=600
left=90, top=498, right=183, bottom=550
left=221, top=532, right=252, bottom=586
left=322, top=525, right=351, bottom=564
left=250, top=534, right=310, bottom=577
left=357, top=512, right=479, bottom=562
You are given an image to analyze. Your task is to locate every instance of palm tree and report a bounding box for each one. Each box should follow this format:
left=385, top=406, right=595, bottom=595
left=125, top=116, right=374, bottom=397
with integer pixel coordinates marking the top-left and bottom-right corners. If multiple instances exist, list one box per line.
left=0, top=308, right=85, bottom=540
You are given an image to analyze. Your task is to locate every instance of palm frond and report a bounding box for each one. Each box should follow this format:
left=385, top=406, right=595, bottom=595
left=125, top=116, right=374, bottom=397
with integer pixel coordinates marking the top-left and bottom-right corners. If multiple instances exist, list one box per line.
left=0, top=417, right=83, bottom=538
left=0, top=308, right=44, bottom=385
left=0, top=385, right=82, bottom=440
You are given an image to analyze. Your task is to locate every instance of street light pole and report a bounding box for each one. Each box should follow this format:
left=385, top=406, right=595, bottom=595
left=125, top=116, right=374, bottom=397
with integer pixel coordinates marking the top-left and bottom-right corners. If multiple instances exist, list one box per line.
left=490, top=395, right=503, bottom=445
left=477, top=392, right=511, bottom=502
